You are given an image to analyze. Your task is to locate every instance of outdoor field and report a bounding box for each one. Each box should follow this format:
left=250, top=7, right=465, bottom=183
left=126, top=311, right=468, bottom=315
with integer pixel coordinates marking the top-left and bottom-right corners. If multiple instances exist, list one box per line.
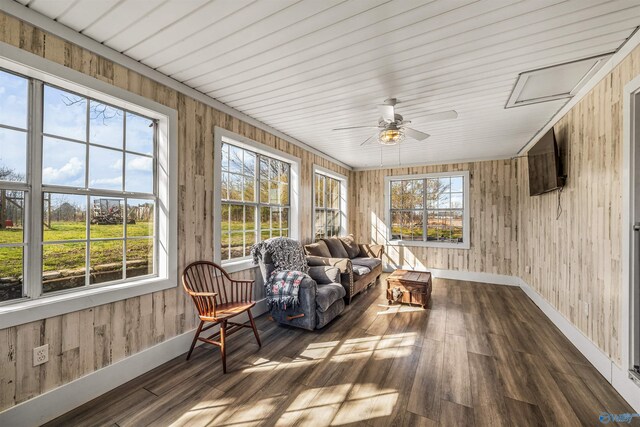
left=0, top=221, right=153, bottom=279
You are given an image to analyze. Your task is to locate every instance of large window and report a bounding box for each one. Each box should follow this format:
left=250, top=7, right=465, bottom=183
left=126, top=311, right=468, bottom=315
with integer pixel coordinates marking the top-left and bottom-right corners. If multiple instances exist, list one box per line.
left=387, top=172, right=469, bottom=248
left=220, top=141, right=290, bottom=261
left=0, top=68, right=162, bottom=303
left=314, top=171, right=344, bottom=239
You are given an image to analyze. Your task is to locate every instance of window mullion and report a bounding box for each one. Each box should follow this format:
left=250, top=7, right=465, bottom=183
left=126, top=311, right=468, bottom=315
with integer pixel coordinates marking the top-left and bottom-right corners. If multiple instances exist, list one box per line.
left=27, top=79, right=44, bottom=299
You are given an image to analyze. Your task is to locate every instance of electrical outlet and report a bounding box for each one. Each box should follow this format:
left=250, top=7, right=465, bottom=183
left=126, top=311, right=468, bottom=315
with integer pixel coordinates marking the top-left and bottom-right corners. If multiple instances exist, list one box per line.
left=33, top=344, right=48, bottom=367
left=525, top=265, right=531, bottom=274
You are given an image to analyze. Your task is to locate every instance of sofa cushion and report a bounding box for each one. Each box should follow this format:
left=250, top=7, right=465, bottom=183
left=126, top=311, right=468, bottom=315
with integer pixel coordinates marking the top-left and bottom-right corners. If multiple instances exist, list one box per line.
left=352, top=264, right=371, bottom=276
left=305, top=240, right=332, bottom=258
left=308, top=266, right=340, bottom=284
left=339, top=234, right=360, bottom=258
left=316, top=283, right=346, bottom=312
left=351, top=257, right=382, bottom=271
left=322, top=237, right=349, bottom=258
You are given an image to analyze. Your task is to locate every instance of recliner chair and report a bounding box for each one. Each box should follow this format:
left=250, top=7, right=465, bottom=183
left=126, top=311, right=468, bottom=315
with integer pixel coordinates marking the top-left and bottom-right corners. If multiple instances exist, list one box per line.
left=255, top=250, right=346, bottom=331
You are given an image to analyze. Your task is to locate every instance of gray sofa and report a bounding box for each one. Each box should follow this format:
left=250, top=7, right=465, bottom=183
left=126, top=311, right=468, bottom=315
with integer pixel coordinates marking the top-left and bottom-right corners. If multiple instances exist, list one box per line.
left=256, top=250, right=345, bottom=331
left=305, top=235, right=384, bottom=304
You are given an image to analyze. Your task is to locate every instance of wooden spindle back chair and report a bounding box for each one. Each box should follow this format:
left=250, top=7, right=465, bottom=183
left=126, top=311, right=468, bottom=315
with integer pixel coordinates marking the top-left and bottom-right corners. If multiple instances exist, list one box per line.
left=182, top=261, right=261, bottom=373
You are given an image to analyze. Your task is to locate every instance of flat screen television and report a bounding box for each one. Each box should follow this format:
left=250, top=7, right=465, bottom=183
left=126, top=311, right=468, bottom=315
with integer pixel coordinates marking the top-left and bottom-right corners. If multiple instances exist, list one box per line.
left=527, top=128, right=565, bottom=196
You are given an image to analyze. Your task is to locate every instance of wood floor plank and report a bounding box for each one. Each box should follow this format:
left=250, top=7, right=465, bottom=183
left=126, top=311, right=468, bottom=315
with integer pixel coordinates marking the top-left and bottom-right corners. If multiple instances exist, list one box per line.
left=441, top=334, right=472, bottom=407
left=407, top=338, right=444, bottom=421
left=503, top=397, right=546, bottom=427
left=438, top=400, right=474, bottom=427
left=46, top=278, right=637, bottom=427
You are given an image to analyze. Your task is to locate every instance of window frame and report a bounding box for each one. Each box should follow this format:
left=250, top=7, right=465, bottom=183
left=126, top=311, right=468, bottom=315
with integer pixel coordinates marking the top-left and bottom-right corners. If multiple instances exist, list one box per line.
left=0, top=46, right=178, bottom=329
left=214, top=127, right=300, bottom=273
left=384, top=171, right=470, bottom=250
left=313, top=165, right=348, bottom=239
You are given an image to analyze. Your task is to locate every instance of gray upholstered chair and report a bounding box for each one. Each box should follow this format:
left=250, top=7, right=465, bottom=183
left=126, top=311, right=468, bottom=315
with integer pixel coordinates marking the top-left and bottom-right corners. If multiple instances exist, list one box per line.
left=255, top=250, right=345, bottom=330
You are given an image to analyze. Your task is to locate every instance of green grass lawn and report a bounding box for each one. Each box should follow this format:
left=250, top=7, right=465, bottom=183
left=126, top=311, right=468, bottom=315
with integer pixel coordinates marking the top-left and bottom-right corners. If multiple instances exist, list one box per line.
left=0, top=221, right=153, bottom=279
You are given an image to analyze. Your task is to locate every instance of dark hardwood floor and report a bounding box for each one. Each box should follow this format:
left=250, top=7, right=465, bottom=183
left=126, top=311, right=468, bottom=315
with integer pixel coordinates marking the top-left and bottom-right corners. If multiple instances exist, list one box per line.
left=47, top=277, right=637, bottom=426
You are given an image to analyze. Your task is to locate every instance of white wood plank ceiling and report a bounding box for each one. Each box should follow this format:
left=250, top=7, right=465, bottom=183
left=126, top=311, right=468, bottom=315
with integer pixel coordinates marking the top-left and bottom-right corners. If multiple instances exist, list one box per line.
left=12, top=0, right=640, bottom=168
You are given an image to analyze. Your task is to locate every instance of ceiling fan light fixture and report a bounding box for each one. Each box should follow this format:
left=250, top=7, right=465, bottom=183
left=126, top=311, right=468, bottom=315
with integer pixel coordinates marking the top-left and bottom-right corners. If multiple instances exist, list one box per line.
left=378, top=128, right=405, bottom=145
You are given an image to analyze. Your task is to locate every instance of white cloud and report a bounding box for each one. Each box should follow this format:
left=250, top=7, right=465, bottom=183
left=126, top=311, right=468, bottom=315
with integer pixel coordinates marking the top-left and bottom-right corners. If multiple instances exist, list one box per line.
left=42, top=157, right=83, bottom=184
left=127, top=156, right=152, bottom=171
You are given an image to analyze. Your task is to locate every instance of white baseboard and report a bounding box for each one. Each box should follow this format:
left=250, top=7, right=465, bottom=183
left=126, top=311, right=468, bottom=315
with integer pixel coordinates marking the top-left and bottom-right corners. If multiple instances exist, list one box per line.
left=0, top=300, right=267, bottom=427
left=517, top=277, right=640, bottom=412
left=383, top=265, right=519, bottom=286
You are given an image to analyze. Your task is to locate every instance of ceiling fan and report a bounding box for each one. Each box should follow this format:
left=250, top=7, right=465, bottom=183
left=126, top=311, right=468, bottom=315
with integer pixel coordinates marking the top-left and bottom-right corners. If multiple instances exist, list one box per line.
left=332, top=98, right=457, bottom=146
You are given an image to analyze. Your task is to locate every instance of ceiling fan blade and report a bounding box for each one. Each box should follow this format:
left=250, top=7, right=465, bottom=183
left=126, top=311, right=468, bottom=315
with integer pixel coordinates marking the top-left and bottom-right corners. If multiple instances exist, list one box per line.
left=333, top=126, right=379, bottom=131
left=404, top=127, right=430, bottom=141
left=421, top=110, right=458, bottom=122
left=378, top=104, right=395, bottom=122
left=360, top=134, right=377, bottom=146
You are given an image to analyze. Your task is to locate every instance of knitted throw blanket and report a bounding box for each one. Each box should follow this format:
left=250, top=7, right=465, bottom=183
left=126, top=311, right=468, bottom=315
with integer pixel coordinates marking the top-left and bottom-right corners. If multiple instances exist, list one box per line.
left=251, top=237, right=310, bottom=311
left=250, top=237, right=309, bottom=273
left=265, top=270, right=306, bottom=310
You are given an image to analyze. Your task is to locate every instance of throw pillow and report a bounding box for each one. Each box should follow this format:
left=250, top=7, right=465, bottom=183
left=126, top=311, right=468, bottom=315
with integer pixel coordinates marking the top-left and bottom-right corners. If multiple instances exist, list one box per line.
left=308, top=266, right=340, bottom=284
left=339, top=234, right=360, bottom=258
left=305, top=240, right=332, bottom=258
left=322, top=237, right=349, bottom=258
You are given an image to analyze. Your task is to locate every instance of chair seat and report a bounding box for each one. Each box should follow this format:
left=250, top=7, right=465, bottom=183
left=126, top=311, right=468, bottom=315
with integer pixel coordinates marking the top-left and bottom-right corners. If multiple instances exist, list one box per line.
left=202, top=301, right=256, bottom=320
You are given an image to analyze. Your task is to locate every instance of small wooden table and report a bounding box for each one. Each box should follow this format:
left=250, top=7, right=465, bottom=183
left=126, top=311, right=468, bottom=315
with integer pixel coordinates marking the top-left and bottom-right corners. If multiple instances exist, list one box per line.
left=386, top=270, right=432, bottom=308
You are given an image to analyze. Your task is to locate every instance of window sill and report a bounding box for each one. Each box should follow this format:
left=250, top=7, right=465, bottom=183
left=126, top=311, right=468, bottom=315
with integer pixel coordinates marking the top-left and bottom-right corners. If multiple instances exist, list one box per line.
left=222, top=258, right=258, bottom=274
left=0, top=276, right=177, bottom=330
left=387, top=240, right=471, bottom=250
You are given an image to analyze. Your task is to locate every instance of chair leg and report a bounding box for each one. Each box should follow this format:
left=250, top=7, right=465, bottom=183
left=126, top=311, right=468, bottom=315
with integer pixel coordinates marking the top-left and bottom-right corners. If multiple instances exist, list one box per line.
left=220, top=320, right=227, bottom=374
left=248, top=310, right=261, bottom=347
left=187, top=320, right=204, bottom=360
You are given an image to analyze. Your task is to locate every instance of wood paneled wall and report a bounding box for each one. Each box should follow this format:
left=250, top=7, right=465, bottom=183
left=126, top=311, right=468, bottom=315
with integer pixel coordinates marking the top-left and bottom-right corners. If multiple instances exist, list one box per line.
left=351, top=160, right=519, bottom=276
left=0, top=12, right=350, bottom=411
left=517, top=44, right=640, bottom=364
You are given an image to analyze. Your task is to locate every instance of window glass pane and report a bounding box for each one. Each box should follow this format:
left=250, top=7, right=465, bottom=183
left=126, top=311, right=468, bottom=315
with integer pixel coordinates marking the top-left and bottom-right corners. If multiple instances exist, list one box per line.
left=391, top=211, right=402, bottom=240
left=244, top=151, right=255, bottom=176
left=243, top=176, right=255, bottom=202
left=269, top=180, right=278, bottom=205
left=90, top=197, right=123, bottom=238
left=221, top=143, right=229, bottom=172
left=315, top=174, right=324, bottom=208
left=42, top=136, right=86, bottom=187
left=451, top=176, right=463, bottom=192
left=125, top=112, right=154, bottom=155
left=43, top=85, right=87, bottom=141
left=279, top=182, right=289, bottom=205
left=125, top=153, right=153, bottom=193
left=126, top=238, right=153, bottom=278
left=0, top=127, right=27, bottom=182
left=42, top=242, right=86, bottom=293
left=89, top=146, right=123, bottom=191
left=259, top=157, right=269, bottom=181
left=230, top=233, right=243, bottom=259
left=221, top=203, right=230, bottom=235
left=127, top=199, right=154, bottom=237
left=452, top=210, right=463, bottom=242
left=451, top=193, right=463, bottom=209
left=315, top=210, right=326, bottom=240
left=407, top=180, right=423, bottom=209
left=269, top=159, right=279, bottom=181
left=404, top=211, right=423, bottom=241
left=90, top=240, right=123, bottom=284
left=0, top=247, right=23, bottom=302
left=261, top=230, right=270, bottom=242
left=0, top=189, right=24, bottom=243
left=221, top=172, right=229, bottom=200
left=390, top=181, right=402, bottom=209
left=281, top=207, right=289, bottom=231
left=228, top=173, right=243, bottom=202
left=245, top=206, right=256, bottom=232
left=43, top=193, right=87, bottom=242
left=438, top=177, right=451, bottom=192
left=90, top=101, right=123, bottom=149
left=426, top=211, right=440, bottom=242
left=0, top=70, right=28, bottom=129
left=437, top=193, right=450, bottom=209
left=228, top=145, right=243, bottom=173
left=425, top=178, right=439, bottom=208
left=230, top=204, right=243, bottom=233
left=261, top=207, right=270, bottom=231
left=244, top=231, right=256, bottom=257
left=221, top=233, right=230, bottom=261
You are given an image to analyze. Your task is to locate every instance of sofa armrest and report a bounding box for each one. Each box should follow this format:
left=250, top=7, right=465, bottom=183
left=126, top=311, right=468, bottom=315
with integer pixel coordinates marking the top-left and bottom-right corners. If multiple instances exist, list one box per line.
left=307, top=256, right=353, bottom=274
left=358, top=244, right=384, bottom=259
